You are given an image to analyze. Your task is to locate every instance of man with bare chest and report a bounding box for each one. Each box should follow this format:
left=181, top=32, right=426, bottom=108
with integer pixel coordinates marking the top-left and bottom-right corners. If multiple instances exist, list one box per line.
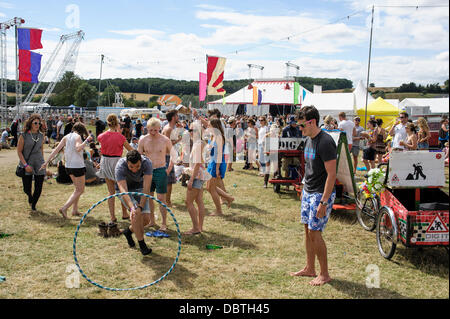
left=161, top=109, right=182, bottom=207
left=138, top=118, right=176, bottom=232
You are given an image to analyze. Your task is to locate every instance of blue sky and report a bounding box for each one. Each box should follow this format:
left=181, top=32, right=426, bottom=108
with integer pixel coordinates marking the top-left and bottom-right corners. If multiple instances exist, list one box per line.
left=1, top=0, right=449, bottom=87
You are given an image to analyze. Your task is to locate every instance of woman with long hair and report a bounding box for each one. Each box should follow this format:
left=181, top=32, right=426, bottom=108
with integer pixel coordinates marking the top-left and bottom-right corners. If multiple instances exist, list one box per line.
left=374, top=118, right=386, bottom=164
left=184, top=120, right=207, bottom=235
left=17, top=114, right=46, bottom=211
left=96, top=114, right=133, bottom=222
left=400, top=123, right=418, bottom=150
left=206, top=119, right=234, bottom=216
left=417, top=117, right=430, bottom=150
left=41, top=122, right=93, bottom=218
left=361, top=120, right=377, bottom=171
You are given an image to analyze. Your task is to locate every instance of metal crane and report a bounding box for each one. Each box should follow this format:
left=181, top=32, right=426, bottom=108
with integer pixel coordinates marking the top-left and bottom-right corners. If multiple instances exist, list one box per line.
left=247, top=64, right=264, bottom=79
left=23, top=30, right=84, bottom=113
left=285, top=62, right=300, bottom=78
left=0, top=17, right=25, bottom=126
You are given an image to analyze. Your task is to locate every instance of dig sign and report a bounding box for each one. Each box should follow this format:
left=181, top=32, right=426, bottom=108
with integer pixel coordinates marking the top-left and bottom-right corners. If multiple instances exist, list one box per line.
left=277, top=137, right=306, bottom=150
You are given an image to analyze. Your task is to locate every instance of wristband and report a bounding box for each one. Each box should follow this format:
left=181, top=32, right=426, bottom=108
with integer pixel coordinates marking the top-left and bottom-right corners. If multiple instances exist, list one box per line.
left=319, top=200, right=329, bottom=207
left=24, top=164, right=29, bottom=168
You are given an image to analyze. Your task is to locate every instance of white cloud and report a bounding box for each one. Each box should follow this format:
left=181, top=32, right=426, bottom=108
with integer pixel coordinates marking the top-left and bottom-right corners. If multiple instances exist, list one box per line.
left=436, top=51, right=449, bottom=60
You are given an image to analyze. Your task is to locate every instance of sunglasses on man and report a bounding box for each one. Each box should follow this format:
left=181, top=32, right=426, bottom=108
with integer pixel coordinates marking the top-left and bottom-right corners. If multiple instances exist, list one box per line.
left=298, top=120, right=313, bottom=128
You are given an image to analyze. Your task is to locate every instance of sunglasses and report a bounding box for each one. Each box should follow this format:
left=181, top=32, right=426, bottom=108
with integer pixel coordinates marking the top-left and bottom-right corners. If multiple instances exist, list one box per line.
left=299, top=120, right=313, bottom=128
left=32, top=121, right=40, bottom=125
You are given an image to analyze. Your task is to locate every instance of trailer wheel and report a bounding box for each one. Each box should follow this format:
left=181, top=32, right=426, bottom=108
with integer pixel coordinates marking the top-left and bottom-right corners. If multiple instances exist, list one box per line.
left=376, top=207, right=397, bottom=260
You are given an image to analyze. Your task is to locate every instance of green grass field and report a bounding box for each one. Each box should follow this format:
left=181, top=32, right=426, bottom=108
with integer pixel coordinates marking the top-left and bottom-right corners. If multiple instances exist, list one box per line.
left=0, top=146, right=448, bottom=299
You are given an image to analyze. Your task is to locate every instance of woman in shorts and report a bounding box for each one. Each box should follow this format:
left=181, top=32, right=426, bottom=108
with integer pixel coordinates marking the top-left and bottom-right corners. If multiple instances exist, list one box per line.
left=97, top=114, right=134, bottom=222
left=361, top=120, right=377, bottom=171
left=184, top=121, right=207, bottom=235
left=41, top=122, right=93, bottom=219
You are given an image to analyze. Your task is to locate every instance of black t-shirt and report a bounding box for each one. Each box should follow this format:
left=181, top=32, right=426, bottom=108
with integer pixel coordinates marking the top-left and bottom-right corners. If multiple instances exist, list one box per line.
left=282, top=125, right=302, bottom=138
left=123, top=117, right=131, bottom=129
left=64, top=122, right=73, bottom=136
left=303, top=130, right=337, bottom=194
left=95, top=120, right=105, bottom=133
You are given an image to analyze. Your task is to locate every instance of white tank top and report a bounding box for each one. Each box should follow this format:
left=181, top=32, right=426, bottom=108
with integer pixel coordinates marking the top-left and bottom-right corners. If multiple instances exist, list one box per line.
left=65, top=132, right=85, bottom=168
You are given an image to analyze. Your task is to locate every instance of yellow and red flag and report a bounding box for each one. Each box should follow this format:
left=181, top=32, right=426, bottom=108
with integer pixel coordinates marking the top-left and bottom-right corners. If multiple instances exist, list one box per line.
left=207, top=55, right=226, bottom=95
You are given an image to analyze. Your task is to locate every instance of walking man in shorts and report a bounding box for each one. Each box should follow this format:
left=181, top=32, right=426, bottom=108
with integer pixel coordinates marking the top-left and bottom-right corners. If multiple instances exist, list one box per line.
left=161, top=109, right=181, bottom=207
left=116, top=150, right=153, bottom=255
left=138, top=118, right=177, bottom=232
left=290, top=106, right=337, bottom=286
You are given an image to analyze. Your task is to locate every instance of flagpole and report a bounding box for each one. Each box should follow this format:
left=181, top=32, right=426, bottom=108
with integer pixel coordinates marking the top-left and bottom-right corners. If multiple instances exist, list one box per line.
left=364, top=5, right=374, bottom=130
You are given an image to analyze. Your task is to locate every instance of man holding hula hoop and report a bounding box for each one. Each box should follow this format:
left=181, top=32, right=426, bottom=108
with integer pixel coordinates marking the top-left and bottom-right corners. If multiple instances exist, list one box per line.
left=116, top=150, right=153, bottom=255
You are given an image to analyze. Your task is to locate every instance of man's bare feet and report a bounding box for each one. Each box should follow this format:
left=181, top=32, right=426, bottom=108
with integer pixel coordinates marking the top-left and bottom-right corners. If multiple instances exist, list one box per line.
left=289, top=268, right=316, bottom=277
left=159, top=225, right=168, bottom=232
left=183, top=229, right=201, bottom=235
left=309, top=275, right=332, bottom=286
left=71, top=211, right=82, bottom=217
left=59, top=208, right=68, bottom=219
left=209, top=212, right=224, bottom=217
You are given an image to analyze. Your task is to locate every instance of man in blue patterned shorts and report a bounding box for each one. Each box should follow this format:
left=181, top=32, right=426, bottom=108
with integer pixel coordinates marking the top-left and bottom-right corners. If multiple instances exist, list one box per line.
left=290, top=106, right=337, bottom=286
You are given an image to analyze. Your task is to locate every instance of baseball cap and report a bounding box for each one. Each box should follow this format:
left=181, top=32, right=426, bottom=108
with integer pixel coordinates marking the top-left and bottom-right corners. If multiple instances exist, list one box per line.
left=289, top=116, right=296, bottom=124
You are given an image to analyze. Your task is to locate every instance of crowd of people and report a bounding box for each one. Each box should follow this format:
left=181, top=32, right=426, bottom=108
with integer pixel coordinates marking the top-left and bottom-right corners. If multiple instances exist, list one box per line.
left=2, top=106, right=449, bottom=284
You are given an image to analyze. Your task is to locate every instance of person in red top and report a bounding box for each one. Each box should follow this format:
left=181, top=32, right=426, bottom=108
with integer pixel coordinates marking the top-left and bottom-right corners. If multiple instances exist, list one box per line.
left=97, top=114, right=134, bottom=222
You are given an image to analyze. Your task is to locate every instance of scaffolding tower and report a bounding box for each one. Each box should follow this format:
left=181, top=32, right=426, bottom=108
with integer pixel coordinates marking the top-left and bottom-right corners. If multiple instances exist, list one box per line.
left=23, top=30, right=84, bottom=114
left=0, top=17, right=24, bottom=127
left=285, top=62, right=300, bottom=78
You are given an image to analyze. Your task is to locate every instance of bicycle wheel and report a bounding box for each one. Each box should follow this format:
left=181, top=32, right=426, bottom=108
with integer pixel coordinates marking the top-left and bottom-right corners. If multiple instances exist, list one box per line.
left=376, top=207, right=397, bottom=260
left=356, top=190, right=378, bottom=231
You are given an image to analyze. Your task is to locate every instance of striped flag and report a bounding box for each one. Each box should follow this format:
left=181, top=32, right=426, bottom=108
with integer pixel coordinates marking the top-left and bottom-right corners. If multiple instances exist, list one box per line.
left=253, top=86, right=262, bottom=106
left=18, top=28, right=43, bottom=50
left=207, top=55, right=226, bottom=95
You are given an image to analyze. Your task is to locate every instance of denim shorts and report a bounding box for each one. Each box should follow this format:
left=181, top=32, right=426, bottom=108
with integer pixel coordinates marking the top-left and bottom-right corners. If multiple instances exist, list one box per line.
left=116, top=188, right=150, bottom=213
left=300, top=190, right=336, bottom=232
left=192, top=178, right=204, bottom=189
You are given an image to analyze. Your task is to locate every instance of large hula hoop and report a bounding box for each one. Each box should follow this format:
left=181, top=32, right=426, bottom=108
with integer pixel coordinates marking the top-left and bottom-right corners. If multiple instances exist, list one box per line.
left=73, top=192, right=182, bottom=291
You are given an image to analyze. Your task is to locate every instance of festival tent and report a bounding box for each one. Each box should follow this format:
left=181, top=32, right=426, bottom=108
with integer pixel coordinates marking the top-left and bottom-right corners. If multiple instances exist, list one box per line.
left=356, top=97, right=400, bottom=128
left=302, top=92, right=355, bottom=119
left=353, top=80, right=375, bottom=110
left=207, top=78, right=311, bottom=116
left=399, top=98, right=449, bottom=116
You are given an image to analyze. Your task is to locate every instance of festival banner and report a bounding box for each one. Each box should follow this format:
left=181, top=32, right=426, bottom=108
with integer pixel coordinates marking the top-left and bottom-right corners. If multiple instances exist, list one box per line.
left=199, top=72, right=207, bottom=101
left=294, top=82, right=300, bottom=105
left=207, top=55, right=226, bottom=95
left=18, top=28, right=43, bottom=51
left=253, top=86, right=262, bottom=106
left=18, top=50, right=42, bottom=83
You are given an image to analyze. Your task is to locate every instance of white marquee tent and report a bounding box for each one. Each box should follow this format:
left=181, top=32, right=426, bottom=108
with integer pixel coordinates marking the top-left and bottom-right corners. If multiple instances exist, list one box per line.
left=207, top=78, right=311, bottom=116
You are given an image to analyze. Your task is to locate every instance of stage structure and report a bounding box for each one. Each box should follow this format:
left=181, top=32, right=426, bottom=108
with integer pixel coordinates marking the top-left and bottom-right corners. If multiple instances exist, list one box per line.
left=22, top=30, right=84, bottom=114
left=0, top=17, right=25, bottom=127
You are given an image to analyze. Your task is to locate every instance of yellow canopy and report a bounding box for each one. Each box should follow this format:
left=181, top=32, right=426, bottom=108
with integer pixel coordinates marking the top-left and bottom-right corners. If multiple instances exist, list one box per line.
left=356, top=97, right=400, bottom=129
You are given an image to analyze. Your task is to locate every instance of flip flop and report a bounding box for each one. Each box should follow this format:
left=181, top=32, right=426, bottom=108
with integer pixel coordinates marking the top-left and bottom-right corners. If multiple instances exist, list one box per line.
left=151, top=230, right=170, bottom=238
left=122, top=216, right=130, bottom=220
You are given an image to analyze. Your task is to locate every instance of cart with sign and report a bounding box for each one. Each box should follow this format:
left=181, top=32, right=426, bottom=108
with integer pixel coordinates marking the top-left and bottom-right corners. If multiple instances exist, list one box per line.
left=268, top=137, right=306, bottom=194
left=372, top=150, right=449, bottom=259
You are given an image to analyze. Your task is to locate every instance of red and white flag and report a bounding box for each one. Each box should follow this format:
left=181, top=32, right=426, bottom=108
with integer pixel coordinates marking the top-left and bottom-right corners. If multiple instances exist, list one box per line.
left=207, top=55, right=226, bottom=95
